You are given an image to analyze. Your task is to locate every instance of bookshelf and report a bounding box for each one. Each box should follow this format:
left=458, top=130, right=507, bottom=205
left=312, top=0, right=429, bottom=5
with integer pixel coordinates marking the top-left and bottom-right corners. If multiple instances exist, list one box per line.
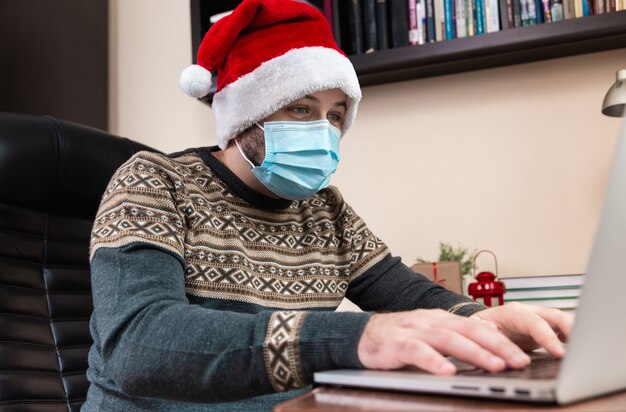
left=189, top=1, right=626, bottom=103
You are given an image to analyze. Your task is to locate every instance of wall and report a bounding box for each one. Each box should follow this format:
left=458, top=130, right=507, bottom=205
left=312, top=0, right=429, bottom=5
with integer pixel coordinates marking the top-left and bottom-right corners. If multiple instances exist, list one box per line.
left=109, top=0, right=625, bottom=278
left=0, top=0, right=108, bottom=129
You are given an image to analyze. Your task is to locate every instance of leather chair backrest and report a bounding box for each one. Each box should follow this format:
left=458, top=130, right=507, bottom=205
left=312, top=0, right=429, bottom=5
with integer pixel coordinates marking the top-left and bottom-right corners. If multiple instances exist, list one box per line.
left=0, top=112, right=160, bottom=411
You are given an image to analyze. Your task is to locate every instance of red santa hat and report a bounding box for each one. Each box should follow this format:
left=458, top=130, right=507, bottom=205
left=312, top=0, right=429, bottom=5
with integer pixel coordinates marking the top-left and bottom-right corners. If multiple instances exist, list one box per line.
left=179, top=0, right=362, bottom=149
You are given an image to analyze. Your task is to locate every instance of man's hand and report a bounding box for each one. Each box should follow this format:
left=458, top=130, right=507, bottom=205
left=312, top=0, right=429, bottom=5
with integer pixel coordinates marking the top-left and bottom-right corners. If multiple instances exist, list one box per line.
left=357, top=303, right=574, bottom=376
left=469, top=302, right=574, bottom=358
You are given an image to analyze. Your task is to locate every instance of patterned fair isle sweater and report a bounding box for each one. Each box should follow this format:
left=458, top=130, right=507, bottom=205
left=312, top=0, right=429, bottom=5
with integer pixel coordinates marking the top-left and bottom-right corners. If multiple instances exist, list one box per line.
left=83, top=146, right=485, bottom=411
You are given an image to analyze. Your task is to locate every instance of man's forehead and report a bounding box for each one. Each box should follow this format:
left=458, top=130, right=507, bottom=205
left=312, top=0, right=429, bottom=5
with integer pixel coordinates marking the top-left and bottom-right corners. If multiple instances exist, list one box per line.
left=293, top=94, right=347, bottom=108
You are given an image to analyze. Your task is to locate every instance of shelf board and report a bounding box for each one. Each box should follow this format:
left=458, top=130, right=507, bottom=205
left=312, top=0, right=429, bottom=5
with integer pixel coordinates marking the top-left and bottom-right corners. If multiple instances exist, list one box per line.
left=351, top=11, right=626, bottom=86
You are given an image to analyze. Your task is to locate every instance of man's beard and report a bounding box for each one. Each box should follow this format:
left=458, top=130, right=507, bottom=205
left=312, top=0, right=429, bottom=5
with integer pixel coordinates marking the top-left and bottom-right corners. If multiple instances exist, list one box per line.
left=238, top=125, right=265, bottom=166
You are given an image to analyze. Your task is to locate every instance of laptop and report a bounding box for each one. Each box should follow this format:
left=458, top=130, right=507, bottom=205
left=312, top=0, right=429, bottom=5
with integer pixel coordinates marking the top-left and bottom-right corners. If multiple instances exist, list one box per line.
left=314, top=121, right=626, bottom=405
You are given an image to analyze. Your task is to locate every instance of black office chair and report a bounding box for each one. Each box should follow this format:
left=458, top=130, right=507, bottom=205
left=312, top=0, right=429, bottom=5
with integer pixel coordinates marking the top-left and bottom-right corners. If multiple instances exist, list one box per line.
left=0, top=112, right=160, bottom=411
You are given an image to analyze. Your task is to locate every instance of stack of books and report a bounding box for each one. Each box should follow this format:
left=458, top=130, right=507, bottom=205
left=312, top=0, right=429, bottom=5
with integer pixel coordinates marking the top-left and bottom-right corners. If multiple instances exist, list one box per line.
left=501, top=274, right=584, bottom=312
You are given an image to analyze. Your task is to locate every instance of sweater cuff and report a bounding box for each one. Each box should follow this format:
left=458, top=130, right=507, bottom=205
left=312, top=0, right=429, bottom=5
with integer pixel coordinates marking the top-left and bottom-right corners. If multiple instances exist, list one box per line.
left=297, top=311, right=372, bottom=383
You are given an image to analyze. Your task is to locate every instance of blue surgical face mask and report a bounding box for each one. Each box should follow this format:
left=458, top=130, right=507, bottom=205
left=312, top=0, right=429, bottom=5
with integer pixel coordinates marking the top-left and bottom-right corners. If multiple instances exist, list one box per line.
left=235, top=120, right=341, bottom=200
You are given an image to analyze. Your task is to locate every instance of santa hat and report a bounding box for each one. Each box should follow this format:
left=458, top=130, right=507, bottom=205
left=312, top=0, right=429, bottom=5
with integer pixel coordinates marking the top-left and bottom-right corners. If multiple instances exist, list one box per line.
left=179, top=0, right=362, bottom=149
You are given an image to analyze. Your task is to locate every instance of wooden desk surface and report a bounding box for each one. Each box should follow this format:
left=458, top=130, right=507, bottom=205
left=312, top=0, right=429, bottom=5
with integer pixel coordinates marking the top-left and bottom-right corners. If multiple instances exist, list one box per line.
left=273, top=386, right=626, bottom=412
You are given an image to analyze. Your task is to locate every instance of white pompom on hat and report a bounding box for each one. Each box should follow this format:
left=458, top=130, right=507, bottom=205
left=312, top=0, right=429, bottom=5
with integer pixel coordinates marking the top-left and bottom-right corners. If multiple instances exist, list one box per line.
left=179, top=0, right=362, bottom=149
left=179, top=64, right=213, bottom=98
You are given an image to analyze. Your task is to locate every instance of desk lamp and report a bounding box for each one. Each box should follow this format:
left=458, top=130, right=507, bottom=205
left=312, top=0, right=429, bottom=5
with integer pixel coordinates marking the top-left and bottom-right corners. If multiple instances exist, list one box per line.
left=602, top=69, right=626, bottom=117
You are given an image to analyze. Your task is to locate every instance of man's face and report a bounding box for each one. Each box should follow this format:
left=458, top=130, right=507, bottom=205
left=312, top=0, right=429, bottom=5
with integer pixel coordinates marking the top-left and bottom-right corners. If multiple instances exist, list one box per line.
left=237, top=88, right=348, bottom=166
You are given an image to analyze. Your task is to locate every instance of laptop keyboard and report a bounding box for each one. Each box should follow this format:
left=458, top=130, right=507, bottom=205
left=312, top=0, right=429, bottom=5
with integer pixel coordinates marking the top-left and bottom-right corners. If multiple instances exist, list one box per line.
left=454, top=352, right=561, bottom=380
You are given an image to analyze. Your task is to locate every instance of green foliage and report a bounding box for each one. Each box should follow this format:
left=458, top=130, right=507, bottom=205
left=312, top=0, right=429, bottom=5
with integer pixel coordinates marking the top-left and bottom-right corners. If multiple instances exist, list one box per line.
left=417, top=242, right=476, bottom=276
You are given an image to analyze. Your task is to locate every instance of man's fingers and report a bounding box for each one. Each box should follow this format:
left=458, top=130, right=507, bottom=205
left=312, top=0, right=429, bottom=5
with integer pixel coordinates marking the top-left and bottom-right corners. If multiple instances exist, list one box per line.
left=423, top=327, right=508, bottom=372
left=400, top=339, right=456, bottom=375
left=441, top=316, right=530, bottom=369
left=510, top=308, right=566, bottom=358
left=533, top=306, right=575, bottom=342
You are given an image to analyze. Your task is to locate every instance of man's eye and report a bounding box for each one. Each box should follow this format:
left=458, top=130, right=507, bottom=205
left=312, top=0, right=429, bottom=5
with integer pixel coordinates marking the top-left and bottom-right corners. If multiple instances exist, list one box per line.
left=291, top=106, right=309, bottom=114
left=328, top=113, right=343, bottom=122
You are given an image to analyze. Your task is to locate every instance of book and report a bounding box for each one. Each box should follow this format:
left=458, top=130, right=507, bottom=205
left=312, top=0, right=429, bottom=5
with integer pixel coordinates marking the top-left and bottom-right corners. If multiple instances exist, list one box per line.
left=551, top=0, right=564, bottom=19
left=323, top=0, right=334, bottom=27
left=499, top=0, right=514, bottom=29
left=501, top=274, right=585, bottom=290
left=466, top=0, right=475, bottom=35
left=408, top=0, right=420, bottom=44
left=348, top=0, right=364, bottom=54
left=574, top=0, right=583, bottom=16
left=375, top=0, right=389, bottom=50
left=444, top=0, right=456, bottom=39
left=512, top=0, right=522, bottom=26
left=563, top=0, right=575, bottom=18
left=528, top=0, right=539, bottom=24
left=209, top=10, right=233, bottom=24
left=389, top=0, right=410, bottom=47
left=456, top=0, right=468, bottom=37
left=486, top=0, right=500, bottom=32
left=435, top=0, right=445, bottom=40
left=425, top=0, right=436, bottom=42
left=363, top=0, right=378, bottom=52
left=332, top=0, right=342, bottom=48
left=475, top=0, right=486, bottom=33
left=417, top=0, right=427, bottom=44
left=593, top=0, right=604, bottom=13
left=542, top=0, right=553, bottom=21
left=504, top=287, right=582, bottom=300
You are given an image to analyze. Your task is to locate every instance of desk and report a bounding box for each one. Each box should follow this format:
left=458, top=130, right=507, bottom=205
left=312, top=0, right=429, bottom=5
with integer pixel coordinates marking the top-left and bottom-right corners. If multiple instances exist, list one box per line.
left=273, top=387, right=626, bottom=411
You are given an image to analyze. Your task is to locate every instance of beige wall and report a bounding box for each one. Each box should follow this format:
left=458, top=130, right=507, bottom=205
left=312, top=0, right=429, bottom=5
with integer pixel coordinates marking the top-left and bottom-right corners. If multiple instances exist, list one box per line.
left=109, top=0, right=625, bottom=278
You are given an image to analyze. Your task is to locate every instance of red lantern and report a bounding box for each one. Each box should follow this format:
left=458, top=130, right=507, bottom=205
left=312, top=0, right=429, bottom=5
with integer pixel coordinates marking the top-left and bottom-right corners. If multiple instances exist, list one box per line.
left=468, top=250, right=506, bottom=307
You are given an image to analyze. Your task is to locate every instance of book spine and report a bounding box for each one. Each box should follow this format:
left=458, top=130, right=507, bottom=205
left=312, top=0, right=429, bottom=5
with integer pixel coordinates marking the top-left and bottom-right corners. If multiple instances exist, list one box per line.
left=465, top=0, right=475, bottom=35
left=498, top=0, right=513, bottom=29
left=456, top=0, right=468, bottom=37
left=563, top=0, right=575, bottom=18
left=574, top=0, right=583, bottom=16
left=389, top=0, right=410, bottom=47
left=608, top=0, right=616, bottom=12
left=323, top=0, right=334, bottom=27
left=551, top=0, right=564, bottom=19
left=520, top=0, right=530, bottom=25
left=349, top=0, right=364, bottom=53
left=332, top=0, right=342, bottom=48
left=587, top=0, right=594, bottom=13
left=582, top=0, right=588, bottom=15
left=542, top=0, right=553, bottom=20
left=425, top=0, right=436, bottom=42
left=445, top=0, right=456, bottom=38
left=417, top=0, right=427, bottom=43
left=487, top=0, right=500, bottom=31
left=363, top=0, right=378, bottom=51
left=408, top=0, right=420, bottom=44
left=375, top=0, right=389, bottom=49
left=475, top=0, right=485, bottom=33
left=434, top=0, right=445, bottom=40
left=533, top=0, right=543, bottom=23
left=528, top=0, right=538, bottom=24
left=593, top=0, right=601, bottom=13
left=512, top=0, right=522, bottom=26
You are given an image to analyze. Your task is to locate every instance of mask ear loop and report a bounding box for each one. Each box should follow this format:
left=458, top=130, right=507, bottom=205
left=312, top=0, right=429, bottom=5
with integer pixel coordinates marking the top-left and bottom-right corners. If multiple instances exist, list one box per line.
left=235, top=138, right=256, bottom=169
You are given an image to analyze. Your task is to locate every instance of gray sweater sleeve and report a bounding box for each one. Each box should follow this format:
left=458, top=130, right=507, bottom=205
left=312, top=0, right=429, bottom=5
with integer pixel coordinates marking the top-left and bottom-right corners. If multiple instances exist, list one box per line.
left=347, top=253, right=486, bottom=317
left=89, top=243, right=371, bottom=403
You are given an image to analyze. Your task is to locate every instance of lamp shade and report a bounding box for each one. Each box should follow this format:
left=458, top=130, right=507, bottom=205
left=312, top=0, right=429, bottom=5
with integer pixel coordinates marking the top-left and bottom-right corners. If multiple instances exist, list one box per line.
left=602, top=69, right=626, bottom=117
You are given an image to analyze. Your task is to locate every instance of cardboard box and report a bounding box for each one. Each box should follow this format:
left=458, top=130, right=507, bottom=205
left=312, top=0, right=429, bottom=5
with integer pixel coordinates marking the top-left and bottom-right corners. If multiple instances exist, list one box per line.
left=410, top=261, right=464, bottom=295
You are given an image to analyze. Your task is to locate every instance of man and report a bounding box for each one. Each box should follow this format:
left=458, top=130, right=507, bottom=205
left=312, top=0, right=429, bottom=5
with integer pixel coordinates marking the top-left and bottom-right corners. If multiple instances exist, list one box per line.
left=83, top=0, right=572, bottom=410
